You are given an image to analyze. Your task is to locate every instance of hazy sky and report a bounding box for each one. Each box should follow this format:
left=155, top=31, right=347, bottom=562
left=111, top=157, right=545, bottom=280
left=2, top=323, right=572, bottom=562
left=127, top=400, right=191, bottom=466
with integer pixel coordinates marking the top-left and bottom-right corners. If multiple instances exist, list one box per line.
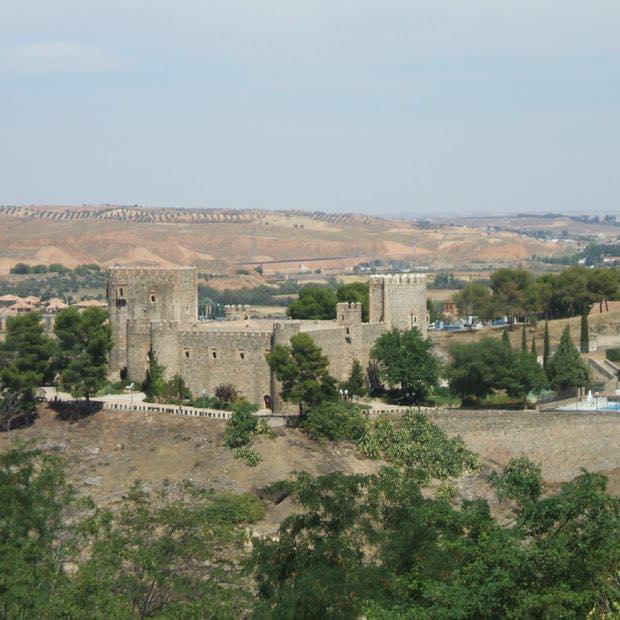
left=1, top=1, right=619, bottom=216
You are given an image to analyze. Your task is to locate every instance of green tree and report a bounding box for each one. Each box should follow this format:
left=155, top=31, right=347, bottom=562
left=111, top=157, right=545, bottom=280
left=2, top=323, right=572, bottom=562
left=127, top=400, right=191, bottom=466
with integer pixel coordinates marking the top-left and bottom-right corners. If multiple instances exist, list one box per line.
left=521, top=324, right=527, bottom=352
left=344, top=360, right=368, bottom=397
left=447, top=337, right=512, bottom=403
left=287, top=286, right=337, bottom=320
left=503, top=350, right=548, bottom=405
left=371, top=328, right=439, bottom=403
left=10, top=262, right=30, bottom=274
left=453, top=282, right=496, bottom=320
left=336, top=282, right=369, bottom=321
left=0, top=447, right=81, bottom=617
left=224, top=407, right=258, bottom=448
left=301, top=401, right=369, bottom=443
left=0, top=312, right=55, bottom=429
left=161, top=374, right=192, bottom=404
left=490, top=268, right=536, bottom=319
left=54, top=306, right=112, bottom=401
left=531, top=335, right=538, bottom=358
left=546, top=326, right=590, bottom=392
left=587, top=268, right=619, bottom=312
left=502, top=327, right=511, bottom=350
left=141, top=348, right=165, bottom=401
left=580, top=310, right=590, bottom=353
left=267, top=333, right=338, bottom=414
left=543, top=320, right=551, bottom=370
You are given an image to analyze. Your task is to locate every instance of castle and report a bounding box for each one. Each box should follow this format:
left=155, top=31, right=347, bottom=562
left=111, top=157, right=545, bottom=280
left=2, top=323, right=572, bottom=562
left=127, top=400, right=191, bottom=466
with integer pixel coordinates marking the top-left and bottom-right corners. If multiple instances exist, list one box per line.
left=107, top=268, right=427, bottom=411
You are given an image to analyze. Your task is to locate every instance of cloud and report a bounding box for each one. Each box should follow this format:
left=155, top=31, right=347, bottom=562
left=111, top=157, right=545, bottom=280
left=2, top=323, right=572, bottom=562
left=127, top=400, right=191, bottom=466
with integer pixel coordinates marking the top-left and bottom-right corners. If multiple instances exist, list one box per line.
left=1, top=42, right=126, bottom=74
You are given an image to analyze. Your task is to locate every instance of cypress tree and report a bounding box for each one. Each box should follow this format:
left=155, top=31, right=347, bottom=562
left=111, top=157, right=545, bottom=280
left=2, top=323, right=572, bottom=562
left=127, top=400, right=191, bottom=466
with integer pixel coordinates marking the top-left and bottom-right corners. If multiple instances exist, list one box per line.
left=502, top=328, right=511, bottom=351
left=547, top=326, right=590, bottom=392
left=531, top=336, right=537, bottom=359
left=543, top=321, right=551, bottom=370
left=580, top=310, right=590, bottom=353
left=521, top=324, right=527, bottom=353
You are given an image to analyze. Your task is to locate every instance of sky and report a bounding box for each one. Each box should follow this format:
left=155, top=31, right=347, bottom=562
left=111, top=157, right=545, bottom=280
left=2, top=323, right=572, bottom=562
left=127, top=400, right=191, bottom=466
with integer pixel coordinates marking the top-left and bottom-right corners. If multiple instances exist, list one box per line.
left=0, top=1, right=619, bottom=216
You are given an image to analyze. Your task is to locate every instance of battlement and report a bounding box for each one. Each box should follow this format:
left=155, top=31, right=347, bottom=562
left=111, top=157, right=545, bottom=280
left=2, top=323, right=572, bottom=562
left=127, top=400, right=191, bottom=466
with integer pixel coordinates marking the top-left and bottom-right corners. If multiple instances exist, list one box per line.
left=336, top=301, right=362, bottom=324
left=370, top=273, right=426, bottom=285
left=369, top=272, right=427, bottom=332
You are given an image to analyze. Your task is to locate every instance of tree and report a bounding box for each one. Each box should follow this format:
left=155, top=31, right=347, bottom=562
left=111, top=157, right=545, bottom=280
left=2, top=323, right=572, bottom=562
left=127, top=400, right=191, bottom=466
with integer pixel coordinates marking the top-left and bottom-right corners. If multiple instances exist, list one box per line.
left=54, top=306, right=112, bottom=401
left=161, top=374, right=192, bottom=404
left=0, top=312, right=55, bottom=429
left=503, top=351, right=548, bottom=405
left=543, top=321, right=551, bottom=370
left=587, top=268, right=618, bottom=312
left=453, top=282, right=495, bottom=320
left=447, top=337, right=513, bottom=403
left=371, top=328, right=439, bottom=403
left=343, top=360, right=368, bottom=398
left=521, top=324, right=527, bottom=352
left=141, top=348, right=165, bottom=401
left=336, top=282, right=369, bottom=321
left=10, top=262, right=30, bottom=274
left=215, top=383, right=239, bottom=403
left=224, top=407, right=258, bottom=447
left=580, top=310, right=590, bottom=353
left=490, top=268, right=536, bottom=320
left=287, top=286, right=337, bottom=320
left=502, top=328, right=511, bottom=350
left=546, top=326, right=590, bottom=392
left=267, top=333, right=338, bottom=414
left=531, top=335, right=537, bottom=358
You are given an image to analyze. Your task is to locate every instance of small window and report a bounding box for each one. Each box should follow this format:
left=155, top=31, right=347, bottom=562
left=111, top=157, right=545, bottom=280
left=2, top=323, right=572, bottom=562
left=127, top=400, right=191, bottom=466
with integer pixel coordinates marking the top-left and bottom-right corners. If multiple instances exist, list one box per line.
left=150, top=294, right=156, bottom=302
left=346, top=327, right=350, bottom=335
left=239, top=351, right=245, bottom=360
left=184, top=349, right=190, bottom=358
left=211, top=350, right=217, bottom=359
left=119, top=288, right=124, bottom=297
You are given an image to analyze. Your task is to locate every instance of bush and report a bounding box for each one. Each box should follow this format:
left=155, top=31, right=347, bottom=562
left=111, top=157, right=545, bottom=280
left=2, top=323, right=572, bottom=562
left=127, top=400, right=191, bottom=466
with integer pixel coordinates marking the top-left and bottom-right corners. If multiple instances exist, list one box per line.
left=234, top=447, right=262, bottom=467
left=300, top=402, right=369, bottom=442
left=204, top=492, right=266, bottom=522
left=215, top=383, right=239, bottom=403
left=224, top=408, right=258, bottom=448
left=359, top=411, right=479, bottom=480
left=606, top=348, right=620, bottom=363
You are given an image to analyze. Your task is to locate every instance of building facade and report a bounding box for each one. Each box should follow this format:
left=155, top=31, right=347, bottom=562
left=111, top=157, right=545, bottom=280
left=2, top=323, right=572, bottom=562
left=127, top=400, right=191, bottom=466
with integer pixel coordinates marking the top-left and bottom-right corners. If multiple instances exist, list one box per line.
left=107, top=268, right=427, bottom=410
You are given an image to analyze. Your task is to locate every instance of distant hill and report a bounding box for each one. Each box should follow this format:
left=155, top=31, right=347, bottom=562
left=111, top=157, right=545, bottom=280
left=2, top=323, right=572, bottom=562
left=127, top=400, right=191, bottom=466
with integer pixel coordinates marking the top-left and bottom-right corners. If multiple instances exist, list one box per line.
left=0, top=205, right=586, bottom=275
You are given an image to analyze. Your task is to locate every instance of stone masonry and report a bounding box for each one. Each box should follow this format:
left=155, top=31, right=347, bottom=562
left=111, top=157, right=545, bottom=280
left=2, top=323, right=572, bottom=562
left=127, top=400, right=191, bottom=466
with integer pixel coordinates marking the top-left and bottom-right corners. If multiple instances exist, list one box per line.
left=108, top=268, right=427, bottom=411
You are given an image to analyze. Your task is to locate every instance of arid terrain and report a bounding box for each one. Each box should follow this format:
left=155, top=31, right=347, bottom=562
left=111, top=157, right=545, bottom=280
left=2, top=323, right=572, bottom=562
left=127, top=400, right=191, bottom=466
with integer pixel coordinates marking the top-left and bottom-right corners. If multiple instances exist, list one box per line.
left=3, top=405, right=618, bottom=535
left=0, top=205, right=598, bottom=275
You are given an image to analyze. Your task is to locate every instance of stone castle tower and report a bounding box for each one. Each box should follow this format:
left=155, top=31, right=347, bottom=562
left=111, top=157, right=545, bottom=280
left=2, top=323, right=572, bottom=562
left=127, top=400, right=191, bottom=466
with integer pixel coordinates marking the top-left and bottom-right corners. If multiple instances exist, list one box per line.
left=107, top=267, right=198, bottom=379
left=369, top=274, right=428, bottom=333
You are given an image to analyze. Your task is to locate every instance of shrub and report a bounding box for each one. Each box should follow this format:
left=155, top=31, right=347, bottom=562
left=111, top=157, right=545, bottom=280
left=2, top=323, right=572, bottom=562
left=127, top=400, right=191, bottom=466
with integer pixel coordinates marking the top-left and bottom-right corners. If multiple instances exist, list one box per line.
left=300, top=402, right=369, bottom=442
left=606, top=348, right=620, bottom=363
left=224, top=408, right=258, bottom=448
left=359, top=411, right=479, bottom=480
left=234, top=447, right=262, bottom=467
left=215, top=383, right=239, bottom=403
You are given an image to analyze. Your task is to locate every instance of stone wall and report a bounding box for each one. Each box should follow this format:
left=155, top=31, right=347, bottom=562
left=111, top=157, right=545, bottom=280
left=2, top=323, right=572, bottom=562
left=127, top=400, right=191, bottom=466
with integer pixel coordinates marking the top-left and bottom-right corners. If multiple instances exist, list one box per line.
left=369, top=274, right=428, bottom=334
left=178, top=329, right=272, bottom=406
left=108, top=267, right=197, bottom=378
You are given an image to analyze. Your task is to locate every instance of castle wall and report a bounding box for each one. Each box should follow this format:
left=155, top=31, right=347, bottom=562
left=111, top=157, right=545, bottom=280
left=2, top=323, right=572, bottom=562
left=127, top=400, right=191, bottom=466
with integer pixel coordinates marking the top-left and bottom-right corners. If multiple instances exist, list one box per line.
left=107, top=268, right=427, bottom=411
left=178, top=330, right=273, bottom=407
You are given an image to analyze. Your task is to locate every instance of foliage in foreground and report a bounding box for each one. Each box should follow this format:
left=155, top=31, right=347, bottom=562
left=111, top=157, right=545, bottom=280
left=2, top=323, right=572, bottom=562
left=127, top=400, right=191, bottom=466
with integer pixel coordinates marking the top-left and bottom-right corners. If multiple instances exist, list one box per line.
left=250, top=464, right=620, bottom=620
left=0, top=445, right=264, bottom=619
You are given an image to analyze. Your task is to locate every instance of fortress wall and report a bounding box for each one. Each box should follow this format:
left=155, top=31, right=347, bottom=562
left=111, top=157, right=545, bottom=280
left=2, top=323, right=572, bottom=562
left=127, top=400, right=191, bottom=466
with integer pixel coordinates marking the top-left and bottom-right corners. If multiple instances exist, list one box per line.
left=126, top=320, right=152, bottom=383
left=178, top=330, right=272, bottom=406
left=151, top=321, right=181, bottom=380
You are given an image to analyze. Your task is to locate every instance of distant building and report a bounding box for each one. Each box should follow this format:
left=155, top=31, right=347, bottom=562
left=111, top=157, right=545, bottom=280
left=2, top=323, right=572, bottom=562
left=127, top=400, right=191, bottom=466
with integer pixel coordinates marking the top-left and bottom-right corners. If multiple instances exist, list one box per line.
left=107, top=268, right=428, bottom=411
